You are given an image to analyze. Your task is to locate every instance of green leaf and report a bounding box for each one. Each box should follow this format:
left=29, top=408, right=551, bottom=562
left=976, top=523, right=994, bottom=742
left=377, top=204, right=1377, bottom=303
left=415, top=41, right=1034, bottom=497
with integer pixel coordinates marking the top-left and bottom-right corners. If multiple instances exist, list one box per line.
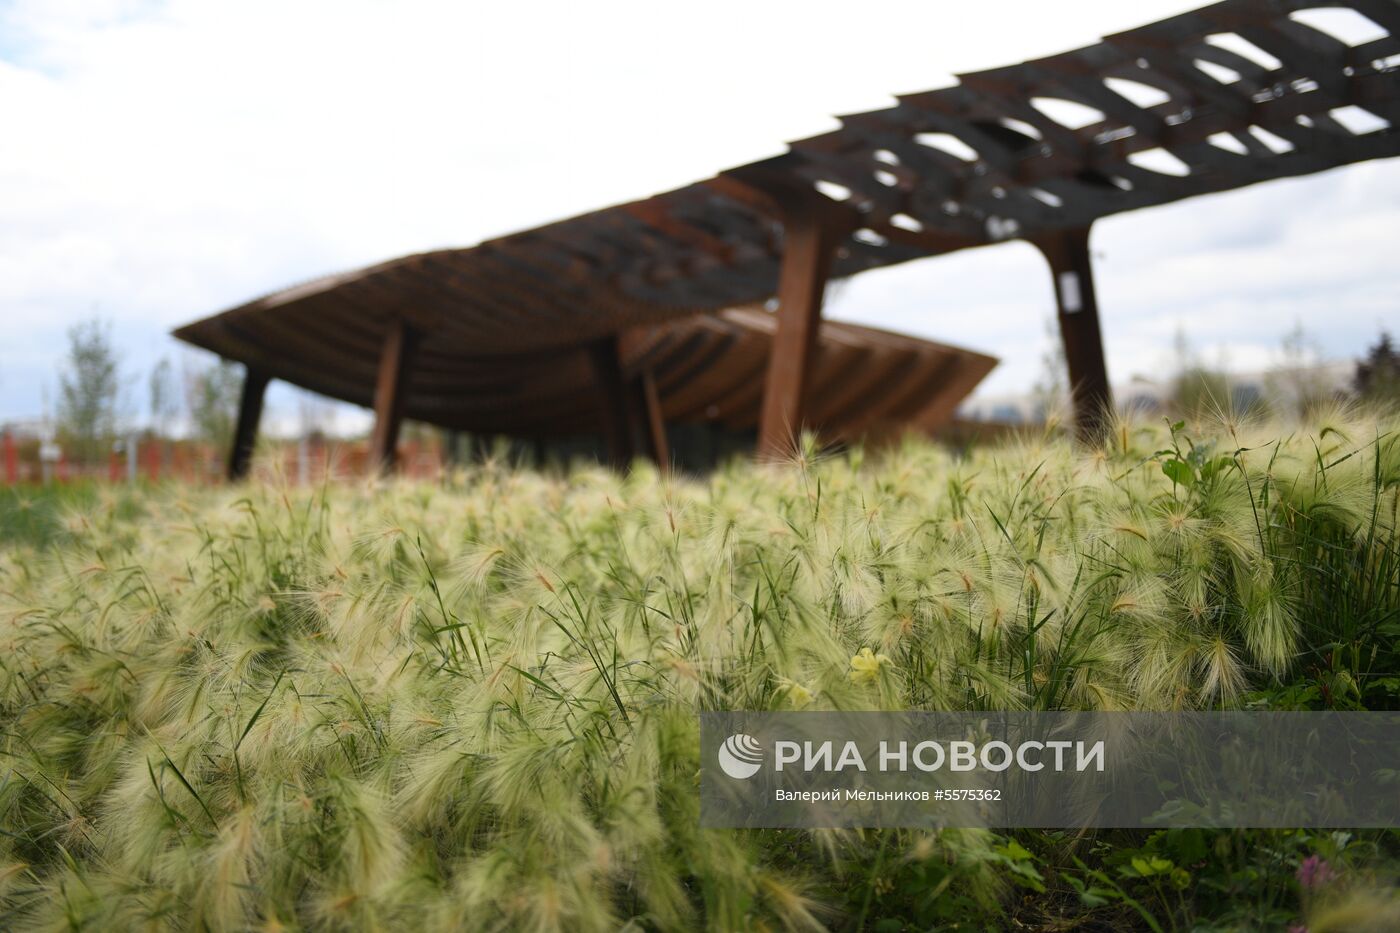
left=1163, top=828, right=1207, bottom=864
left=997, top=839, right=1034, bottom=862
left=1198, top=455, right=1228, bottom=481
left=235, top=669, right=285, bottom=751
left=1161, top=459, right=1195, bottom=487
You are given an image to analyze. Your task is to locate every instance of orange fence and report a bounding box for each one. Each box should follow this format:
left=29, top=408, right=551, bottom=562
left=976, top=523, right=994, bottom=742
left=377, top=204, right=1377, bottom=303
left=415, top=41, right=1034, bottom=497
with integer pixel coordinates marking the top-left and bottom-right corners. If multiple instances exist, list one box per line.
left=0, top=431, right=450, bottom=486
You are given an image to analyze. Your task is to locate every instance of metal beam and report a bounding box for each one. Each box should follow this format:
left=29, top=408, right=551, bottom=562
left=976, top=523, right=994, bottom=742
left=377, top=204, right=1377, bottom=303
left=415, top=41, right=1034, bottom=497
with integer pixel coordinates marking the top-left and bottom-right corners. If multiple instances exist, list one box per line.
left=228, top=366, right=270, bottom=481
left=1033, top=226, right=1112, bottom=443
left=369, top=318, right=418, bottom=472
left=757, top=209, right=842, bottom=458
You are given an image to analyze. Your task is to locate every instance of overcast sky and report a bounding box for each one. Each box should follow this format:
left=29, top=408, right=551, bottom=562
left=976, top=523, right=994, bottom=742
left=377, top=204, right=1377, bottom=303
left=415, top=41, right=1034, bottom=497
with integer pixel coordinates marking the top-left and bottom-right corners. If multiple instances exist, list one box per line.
left=2, top=0, right=1397, bottom=434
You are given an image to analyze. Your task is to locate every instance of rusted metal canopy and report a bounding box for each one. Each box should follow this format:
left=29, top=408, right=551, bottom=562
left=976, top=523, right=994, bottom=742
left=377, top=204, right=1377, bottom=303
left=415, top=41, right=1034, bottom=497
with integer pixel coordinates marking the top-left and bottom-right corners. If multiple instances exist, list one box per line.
left=176, top=0, right=1400, bottom=430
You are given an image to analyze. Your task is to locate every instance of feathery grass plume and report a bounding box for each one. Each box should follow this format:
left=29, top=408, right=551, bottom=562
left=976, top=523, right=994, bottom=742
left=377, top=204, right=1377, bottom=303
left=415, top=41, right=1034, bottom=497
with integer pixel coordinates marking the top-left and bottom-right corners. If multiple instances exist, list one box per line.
left=191, top=803, right=260, bottom=930
left=1196, top=634, right=1249, bottom=706
left=1303, top=886, right=1400, bottom=932
left=0, top=411, right=1396, bottom=928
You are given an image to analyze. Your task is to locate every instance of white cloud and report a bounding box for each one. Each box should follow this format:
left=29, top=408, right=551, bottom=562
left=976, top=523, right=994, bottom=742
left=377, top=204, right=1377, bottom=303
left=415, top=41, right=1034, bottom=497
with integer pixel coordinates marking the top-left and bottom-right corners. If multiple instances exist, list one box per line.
left=1, top=0, right=1397, bottom=429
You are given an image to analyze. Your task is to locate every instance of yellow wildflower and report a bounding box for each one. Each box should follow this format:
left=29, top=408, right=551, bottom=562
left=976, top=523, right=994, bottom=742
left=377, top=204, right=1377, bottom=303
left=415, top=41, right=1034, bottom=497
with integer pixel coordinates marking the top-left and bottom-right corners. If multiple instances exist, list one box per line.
left=778, top=679, right=814, bottom=709
left=848, top=647, right=890, bottom=684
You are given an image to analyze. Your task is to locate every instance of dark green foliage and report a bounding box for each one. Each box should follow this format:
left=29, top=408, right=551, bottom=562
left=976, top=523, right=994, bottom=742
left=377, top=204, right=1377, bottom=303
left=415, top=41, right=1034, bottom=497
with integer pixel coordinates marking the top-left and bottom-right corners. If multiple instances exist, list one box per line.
left=1356, top=331, right=1400, bottom=408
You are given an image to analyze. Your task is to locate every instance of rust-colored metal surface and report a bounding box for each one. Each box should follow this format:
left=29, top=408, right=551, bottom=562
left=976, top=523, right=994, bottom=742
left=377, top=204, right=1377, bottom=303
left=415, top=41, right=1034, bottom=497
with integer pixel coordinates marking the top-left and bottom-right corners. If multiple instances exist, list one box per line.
left=174, top=0, right=1400, bottom=458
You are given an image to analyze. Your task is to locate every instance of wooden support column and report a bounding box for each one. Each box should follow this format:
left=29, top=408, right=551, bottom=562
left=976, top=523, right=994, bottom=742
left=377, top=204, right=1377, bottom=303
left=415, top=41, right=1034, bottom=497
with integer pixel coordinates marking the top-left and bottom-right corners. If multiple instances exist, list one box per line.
left=1032, top=226, right=1112, bottom=443
left=589, top=337, right=635, bottom=468
left=589, top=337, right=669, bottom=470
left=757, top=209, right=842, bottom=458
left=369, top=318, right=418, bottom=473
left=228, top=366, right=270, bottom=481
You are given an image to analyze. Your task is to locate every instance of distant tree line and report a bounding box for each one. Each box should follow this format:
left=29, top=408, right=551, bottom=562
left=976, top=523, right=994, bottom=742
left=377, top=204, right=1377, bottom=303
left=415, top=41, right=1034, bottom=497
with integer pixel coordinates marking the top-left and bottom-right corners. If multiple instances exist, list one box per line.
left=1034, top=318, right=1400, bottom=423
left=44, top=316, right=1400, bottom=466
left=1164, top=325, right=1400, bottom=419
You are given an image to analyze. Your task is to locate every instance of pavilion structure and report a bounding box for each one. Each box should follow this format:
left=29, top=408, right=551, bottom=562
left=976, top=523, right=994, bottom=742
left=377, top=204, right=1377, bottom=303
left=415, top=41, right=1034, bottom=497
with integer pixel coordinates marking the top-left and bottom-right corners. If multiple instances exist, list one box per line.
left=174, top=0, right=1400, bottom=477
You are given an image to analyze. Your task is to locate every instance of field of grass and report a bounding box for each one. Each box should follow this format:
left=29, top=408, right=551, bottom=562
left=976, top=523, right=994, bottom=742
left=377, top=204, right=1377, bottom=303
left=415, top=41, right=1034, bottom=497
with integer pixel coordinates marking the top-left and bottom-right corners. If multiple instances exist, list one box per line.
left=0, top=481, right=150, bottom=551
left=1, top=409, right=1398, bottom=931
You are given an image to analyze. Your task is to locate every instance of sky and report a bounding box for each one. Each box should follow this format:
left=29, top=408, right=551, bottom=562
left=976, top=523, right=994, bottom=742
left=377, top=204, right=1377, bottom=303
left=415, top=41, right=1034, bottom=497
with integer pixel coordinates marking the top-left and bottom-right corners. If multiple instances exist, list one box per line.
left=1, top=0, right=1397, bottom=435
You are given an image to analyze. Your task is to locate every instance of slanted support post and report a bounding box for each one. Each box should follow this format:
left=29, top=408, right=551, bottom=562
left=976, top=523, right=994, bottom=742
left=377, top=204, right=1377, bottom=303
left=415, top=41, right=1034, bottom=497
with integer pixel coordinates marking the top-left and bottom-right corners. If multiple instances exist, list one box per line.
left=588, top=336, right=668, bottom=470
left=228, top=365, right=270, bottom=481
left=757, top=207, right=842, bottom=459
left=1033, top=226, right=1112, bottom=443
left=369, top=317, right=418, bottom=473
left=638, top=369, right=669, bottom=471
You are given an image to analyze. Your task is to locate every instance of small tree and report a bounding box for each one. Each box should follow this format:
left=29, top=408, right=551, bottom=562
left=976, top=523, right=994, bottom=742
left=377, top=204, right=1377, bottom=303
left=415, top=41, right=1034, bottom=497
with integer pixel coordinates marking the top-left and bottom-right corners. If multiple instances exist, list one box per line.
left=57, top=319, right=120, bottom=465
left=1355, top=330, right=1400, bottom=406
left=148, top=357, right=178, bottom=438
left=185, top=358, right=243, bottom=454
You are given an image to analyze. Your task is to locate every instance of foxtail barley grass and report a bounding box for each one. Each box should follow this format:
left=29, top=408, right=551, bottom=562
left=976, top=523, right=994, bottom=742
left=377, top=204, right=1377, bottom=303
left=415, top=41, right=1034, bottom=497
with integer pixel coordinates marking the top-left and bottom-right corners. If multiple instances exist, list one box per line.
left=0, top=408, right=1396, bottom=929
